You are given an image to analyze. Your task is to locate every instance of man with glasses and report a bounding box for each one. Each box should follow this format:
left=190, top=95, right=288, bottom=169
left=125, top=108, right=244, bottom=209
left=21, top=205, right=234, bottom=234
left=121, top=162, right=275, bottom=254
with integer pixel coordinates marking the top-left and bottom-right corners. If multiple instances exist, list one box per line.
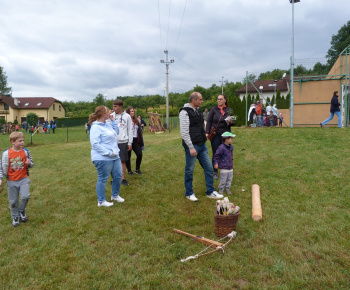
left=179, top=92, right=223, bottom=202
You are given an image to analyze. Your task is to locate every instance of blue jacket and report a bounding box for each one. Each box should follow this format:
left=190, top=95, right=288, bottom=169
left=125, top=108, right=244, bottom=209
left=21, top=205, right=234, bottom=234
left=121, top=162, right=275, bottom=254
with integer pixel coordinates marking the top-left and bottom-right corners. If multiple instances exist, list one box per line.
left=213, top=143, right=233, bottom=170
left=90, top=120, right=119, bottom=161
left=330, top=96, right=340, bottom=113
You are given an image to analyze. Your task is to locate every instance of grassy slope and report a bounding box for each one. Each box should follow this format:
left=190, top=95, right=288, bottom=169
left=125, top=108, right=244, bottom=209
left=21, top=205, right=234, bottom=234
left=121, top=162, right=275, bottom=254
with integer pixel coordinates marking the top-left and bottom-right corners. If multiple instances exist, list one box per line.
left=0, top=127, right=349, bottom=289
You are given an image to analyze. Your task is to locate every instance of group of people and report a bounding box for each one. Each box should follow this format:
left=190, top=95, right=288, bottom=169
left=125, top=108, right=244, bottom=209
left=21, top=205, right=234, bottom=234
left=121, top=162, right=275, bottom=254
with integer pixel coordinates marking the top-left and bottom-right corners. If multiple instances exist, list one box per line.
left=23, top=120, right=56, bottom=134
left=179, top=92, right=236, bottom=201
left=2, top=91, right=342, bottom=226
left=248, top=101, right=283, bottom=127
left=89, top=99, right=144, bottom=207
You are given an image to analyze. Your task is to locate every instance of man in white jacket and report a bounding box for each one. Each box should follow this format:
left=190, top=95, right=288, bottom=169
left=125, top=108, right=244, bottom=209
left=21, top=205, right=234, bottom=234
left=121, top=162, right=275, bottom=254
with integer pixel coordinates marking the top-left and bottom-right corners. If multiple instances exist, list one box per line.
left=111, top=99, right=133, bottom=186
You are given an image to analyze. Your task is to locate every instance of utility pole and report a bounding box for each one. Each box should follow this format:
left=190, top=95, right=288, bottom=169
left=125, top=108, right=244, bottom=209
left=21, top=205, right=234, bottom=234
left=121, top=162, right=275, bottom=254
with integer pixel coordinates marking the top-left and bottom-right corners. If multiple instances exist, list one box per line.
left=289, top=0, right=300, bottom=128
left=219, top=76, right=224, bottom=94
left=160, top=50, right=174, bottom=130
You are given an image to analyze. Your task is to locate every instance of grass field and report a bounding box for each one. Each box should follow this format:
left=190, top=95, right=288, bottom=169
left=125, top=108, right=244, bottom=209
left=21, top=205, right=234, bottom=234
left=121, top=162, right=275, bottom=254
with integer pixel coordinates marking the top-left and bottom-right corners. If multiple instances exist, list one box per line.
left=0, top=126, right=349, bottom=288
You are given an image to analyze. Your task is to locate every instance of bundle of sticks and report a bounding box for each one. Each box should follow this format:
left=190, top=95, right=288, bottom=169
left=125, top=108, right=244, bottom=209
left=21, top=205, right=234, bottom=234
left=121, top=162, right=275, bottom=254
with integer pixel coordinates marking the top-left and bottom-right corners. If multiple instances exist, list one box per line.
left=216, top=197, right=240, bottom=216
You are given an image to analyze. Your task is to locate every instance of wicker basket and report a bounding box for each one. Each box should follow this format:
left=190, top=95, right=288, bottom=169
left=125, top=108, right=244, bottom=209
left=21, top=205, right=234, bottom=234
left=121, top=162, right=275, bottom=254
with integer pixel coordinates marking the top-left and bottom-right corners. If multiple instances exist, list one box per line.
left=215, top=211, right=240, bottom=237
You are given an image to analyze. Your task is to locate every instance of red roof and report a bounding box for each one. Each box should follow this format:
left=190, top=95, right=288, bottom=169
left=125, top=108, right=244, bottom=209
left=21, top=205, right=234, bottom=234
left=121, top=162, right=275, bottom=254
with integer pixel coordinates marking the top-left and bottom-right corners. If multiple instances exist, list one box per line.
left=0, top=96, right=64, bottom=110
left=237, top=78, right=289, bottom=94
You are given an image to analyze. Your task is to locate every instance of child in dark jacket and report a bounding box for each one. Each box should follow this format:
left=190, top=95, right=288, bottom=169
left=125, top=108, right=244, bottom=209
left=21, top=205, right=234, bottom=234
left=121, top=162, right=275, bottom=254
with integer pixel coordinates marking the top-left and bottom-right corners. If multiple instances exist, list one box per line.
left=213, top=132, right=235, bottom=195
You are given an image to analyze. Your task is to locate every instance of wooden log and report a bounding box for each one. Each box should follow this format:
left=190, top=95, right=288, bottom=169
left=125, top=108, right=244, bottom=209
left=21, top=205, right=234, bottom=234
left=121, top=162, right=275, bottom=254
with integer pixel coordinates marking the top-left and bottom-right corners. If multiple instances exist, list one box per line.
left=173, top=229, right=223, bottom=248
left=252, top=184, right=262, bottom=221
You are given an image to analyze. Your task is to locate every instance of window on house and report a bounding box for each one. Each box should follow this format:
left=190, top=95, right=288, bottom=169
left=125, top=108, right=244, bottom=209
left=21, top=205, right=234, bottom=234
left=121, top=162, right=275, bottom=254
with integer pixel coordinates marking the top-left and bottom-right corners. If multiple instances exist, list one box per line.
left=59, top=105, right=61, bottom=111
left=37, top=103, right=42, bottom=106
left=25, top=103, right=29, bottom=106
left=53, top=104, right=55, bottom=110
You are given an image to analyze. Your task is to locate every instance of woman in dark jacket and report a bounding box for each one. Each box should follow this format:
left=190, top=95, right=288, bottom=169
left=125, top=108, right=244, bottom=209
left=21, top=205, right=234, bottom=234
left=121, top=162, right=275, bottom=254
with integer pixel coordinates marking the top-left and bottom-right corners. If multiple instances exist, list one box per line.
left=320, top=91, right=341, bottom=128
left=205, top=94, right=234, bottom=179
left=126, top=107, right=144, bottom=175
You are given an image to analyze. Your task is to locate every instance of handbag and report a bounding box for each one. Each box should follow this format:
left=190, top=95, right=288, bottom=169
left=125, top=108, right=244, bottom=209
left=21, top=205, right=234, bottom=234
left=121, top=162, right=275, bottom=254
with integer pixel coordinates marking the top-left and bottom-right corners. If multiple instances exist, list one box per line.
left=207, top=115, right=223, bottom=141
left=207, top=126, right=217, bottom=141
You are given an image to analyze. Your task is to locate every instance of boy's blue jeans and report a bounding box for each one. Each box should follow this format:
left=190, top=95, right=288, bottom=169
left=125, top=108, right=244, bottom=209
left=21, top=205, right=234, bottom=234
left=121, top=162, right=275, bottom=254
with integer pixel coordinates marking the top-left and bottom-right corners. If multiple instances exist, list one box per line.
left=93, top=159, right=122, bottom=203
left=183, top=143, right=215, bottom=196
left=321, top=111, right=342, bottom=127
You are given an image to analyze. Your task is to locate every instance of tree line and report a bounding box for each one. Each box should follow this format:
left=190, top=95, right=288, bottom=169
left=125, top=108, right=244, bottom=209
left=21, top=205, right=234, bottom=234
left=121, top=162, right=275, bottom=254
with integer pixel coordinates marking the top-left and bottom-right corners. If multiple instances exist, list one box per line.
left=62, top=80, right=291, bottom=127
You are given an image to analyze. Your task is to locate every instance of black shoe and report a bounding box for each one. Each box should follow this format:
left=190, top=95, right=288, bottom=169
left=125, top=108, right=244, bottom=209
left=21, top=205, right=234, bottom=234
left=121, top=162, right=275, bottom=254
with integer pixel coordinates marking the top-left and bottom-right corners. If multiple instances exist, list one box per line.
left=135, top=169, right=142, bottom=175
left=19, top=211, right=28, bottom=222
left=121, top=179, right=129, bottom=186
left=320, top=123, right=323, bottom=127
left=128, top=171, right=134, bottom=175
left=12, top=217, right=20, bottom=227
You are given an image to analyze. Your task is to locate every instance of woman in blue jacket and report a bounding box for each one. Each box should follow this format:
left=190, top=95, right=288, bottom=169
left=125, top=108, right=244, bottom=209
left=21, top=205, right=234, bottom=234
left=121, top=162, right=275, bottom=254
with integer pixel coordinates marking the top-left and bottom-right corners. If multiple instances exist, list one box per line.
left=89, top=106, right=124, bottom=207
left=321, top=91, right=341, bottom=128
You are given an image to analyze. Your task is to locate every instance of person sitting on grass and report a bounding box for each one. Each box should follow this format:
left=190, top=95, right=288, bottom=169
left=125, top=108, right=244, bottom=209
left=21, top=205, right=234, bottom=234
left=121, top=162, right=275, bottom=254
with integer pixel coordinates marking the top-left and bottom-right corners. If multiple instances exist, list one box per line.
left=0, top=132, right=34, bottom=227
left=213, top=132, right=236, bottom=195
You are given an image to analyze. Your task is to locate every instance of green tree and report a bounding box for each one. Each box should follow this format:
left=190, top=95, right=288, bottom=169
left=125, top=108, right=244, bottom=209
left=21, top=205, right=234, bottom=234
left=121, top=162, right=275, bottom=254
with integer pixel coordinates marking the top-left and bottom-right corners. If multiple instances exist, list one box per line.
left=294, top=65, right=310, bottom=76
left=192, top=85, right=210, bottom=100
left=258, top=69, right=287, bottom=80
left=312, top=62, right=329, bottom=75
left=326, top=20, right=350, bottom=69
left=242, top=74, right=257, bottom=84
left=93, top=94, right=106, bottom=107
left=26, top=113, right=39, bottom=126
left=0, top=66, right=12, bottom=95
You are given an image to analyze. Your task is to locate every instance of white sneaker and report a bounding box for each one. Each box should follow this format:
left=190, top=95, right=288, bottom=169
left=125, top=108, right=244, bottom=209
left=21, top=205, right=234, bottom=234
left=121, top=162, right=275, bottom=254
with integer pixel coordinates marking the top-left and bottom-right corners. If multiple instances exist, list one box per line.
left=207, top=191, right=224, bottom=199
left=111, top=195, right=125, bottom=203
left=186, top=194, right=198, bottom=202
left=98, top=200, right=114, bottom=207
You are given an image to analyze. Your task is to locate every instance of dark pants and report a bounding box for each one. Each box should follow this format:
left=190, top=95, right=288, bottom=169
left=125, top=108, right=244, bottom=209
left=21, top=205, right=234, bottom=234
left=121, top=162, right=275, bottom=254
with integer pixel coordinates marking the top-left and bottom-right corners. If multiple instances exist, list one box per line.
left=126, top=138, right=143, bottom=172
left=210, top=134, right=223, bottom=174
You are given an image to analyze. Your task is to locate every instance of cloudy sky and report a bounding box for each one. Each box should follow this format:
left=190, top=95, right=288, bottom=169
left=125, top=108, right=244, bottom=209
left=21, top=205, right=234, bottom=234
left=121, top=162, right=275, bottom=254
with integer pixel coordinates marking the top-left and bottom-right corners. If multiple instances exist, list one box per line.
left=0, top=0, right=349, bottom=102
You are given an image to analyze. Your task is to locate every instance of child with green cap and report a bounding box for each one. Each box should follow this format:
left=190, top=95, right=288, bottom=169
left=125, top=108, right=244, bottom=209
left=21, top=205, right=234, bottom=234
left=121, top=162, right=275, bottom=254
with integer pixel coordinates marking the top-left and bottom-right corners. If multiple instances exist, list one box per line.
left=213, top=132, right=236, bottom=194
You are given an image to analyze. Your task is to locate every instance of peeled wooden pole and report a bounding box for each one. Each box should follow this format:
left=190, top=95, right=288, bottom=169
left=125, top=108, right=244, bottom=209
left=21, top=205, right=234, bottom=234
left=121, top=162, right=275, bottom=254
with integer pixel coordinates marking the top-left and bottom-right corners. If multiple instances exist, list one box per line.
left=252, top=184, right=262, bottom=221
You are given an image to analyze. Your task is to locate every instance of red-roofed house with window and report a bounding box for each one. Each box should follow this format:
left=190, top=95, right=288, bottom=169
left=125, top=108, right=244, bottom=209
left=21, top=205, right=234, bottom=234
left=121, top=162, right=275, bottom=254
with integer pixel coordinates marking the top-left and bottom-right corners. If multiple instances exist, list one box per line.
left=0, top=96, right=65, bottom=124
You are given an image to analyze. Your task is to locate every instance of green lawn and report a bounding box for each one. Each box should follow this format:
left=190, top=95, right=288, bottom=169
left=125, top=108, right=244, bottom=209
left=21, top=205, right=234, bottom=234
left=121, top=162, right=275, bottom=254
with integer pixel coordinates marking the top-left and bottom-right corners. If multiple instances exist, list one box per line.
left=0, top=126, right=349, bottom=288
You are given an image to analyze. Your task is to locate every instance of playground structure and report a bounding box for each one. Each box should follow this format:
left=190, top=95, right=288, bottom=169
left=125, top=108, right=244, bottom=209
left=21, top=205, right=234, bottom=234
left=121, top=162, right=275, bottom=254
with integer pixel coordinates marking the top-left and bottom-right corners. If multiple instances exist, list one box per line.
left=244, top=45, right=350, bottom=127
left=148, top=112, right=166, bottom=132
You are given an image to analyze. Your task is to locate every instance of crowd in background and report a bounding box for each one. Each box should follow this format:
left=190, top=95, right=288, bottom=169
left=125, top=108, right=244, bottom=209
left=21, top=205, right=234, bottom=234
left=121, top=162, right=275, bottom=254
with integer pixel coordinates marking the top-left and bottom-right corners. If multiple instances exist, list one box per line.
left=248, top=101, right=283, bottom=127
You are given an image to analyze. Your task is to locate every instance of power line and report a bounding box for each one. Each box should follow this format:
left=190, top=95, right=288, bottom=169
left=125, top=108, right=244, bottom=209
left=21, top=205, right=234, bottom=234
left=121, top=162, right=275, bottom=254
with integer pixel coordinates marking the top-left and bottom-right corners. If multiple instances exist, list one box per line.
left=166, top=0, right=172, bottom=50
left=172, top=0, right=188, bottom=59
left=157, top=0, right=163, bottom=59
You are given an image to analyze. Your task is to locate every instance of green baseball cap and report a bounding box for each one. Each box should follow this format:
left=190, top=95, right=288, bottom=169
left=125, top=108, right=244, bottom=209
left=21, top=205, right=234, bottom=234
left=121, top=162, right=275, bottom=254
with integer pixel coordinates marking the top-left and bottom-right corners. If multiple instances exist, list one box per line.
left=221, top=132, right=236, bottom=138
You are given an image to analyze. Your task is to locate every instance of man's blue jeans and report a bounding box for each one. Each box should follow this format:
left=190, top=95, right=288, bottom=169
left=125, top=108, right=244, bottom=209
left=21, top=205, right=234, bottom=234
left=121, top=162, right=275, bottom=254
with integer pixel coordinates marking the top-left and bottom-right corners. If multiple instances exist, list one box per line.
left=183, top=143, right=215, bottom=196
left=321, top=111, right=342, bottom=127
left=93, top=159, right=122, bottom=203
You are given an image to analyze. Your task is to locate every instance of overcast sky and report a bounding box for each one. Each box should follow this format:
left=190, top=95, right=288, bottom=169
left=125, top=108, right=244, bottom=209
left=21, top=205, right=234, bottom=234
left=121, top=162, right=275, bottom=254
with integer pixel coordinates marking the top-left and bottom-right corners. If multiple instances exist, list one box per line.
left=0, top=0, right=349, bottom=102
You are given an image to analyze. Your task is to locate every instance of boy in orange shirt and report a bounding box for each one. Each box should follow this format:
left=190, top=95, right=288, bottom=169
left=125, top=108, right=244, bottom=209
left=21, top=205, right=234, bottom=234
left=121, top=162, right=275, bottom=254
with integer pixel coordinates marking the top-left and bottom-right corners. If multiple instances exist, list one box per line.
left=0, top=132, right=34, bottom=227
